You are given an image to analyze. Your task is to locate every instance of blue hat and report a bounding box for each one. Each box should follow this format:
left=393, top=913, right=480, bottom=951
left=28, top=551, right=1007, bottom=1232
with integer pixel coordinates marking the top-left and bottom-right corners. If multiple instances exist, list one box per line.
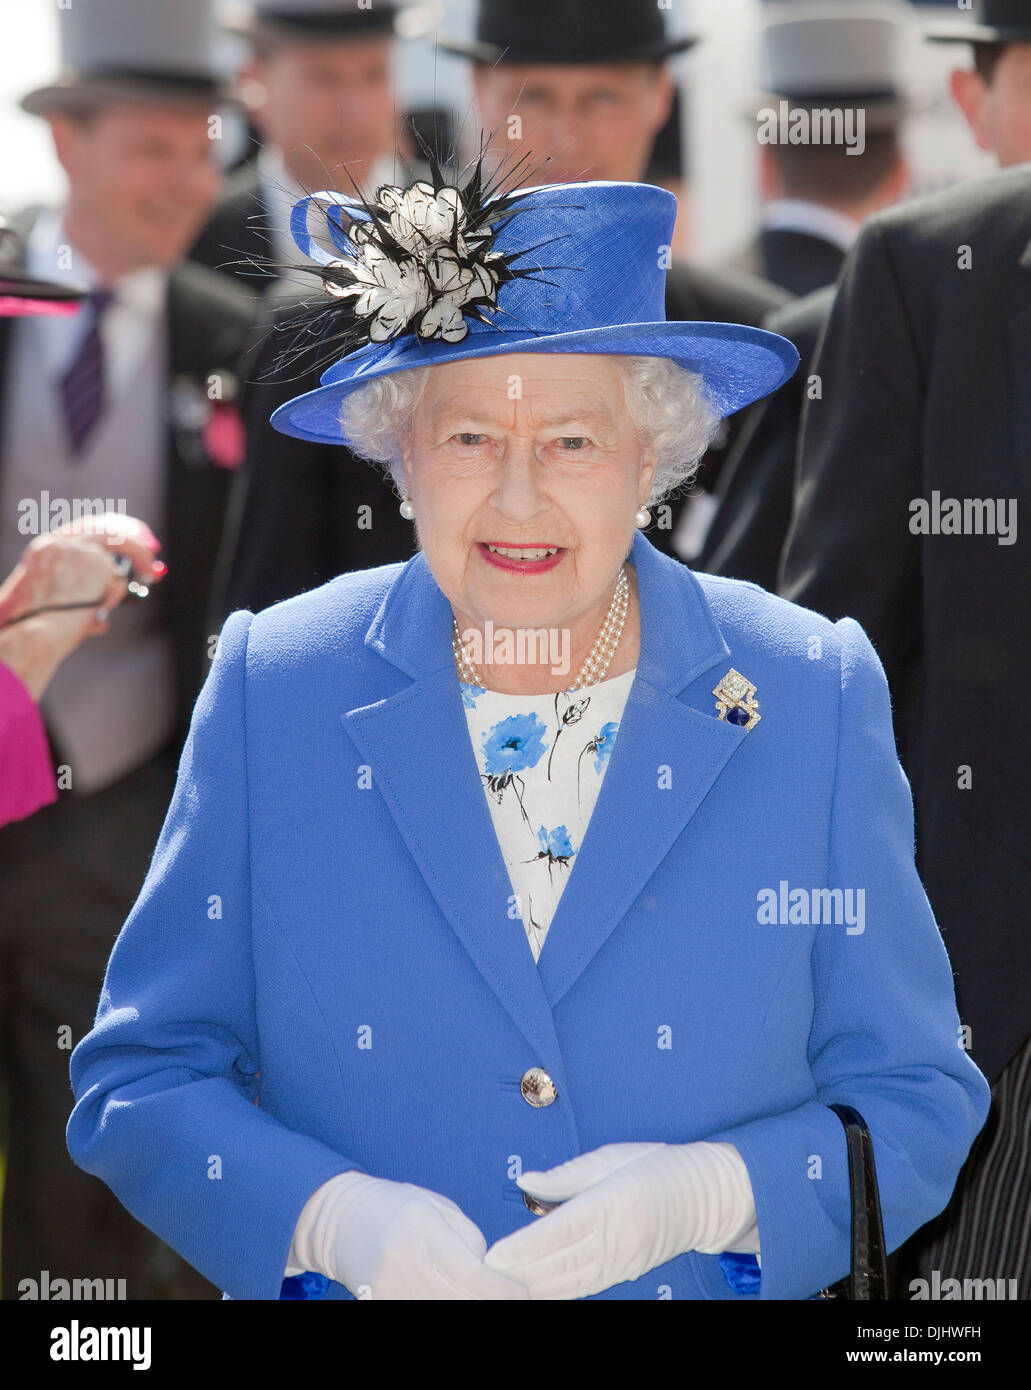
left=270, top=177, right=799, bottom=446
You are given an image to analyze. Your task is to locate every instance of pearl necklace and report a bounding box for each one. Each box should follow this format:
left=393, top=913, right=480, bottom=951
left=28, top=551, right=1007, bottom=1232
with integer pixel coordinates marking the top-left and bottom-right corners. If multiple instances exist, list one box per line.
left=451, top=566, right=630, bottom=692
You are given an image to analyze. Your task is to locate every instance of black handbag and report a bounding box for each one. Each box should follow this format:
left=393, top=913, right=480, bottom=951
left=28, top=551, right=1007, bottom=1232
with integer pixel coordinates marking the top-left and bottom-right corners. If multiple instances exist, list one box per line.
left=813, top=1103, right=889, bottom=1299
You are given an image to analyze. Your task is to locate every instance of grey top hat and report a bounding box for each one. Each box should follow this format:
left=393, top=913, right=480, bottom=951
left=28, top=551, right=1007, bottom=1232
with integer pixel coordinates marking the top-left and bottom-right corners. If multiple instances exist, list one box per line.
left=927, top=0, right=1031, bottom=45
left=223, top=0, right=409, bottom=41
left=21, top=0, right=238, bottom=116
left=753, top=1, right=910, bottom=128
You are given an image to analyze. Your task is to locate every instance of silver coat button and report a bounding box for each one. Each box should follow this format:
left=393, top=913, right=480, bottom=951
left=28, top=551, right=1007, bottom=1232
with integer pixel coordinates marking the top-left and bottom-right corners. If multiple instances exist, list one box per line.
left=520, top=1067, right=558, bottom=1107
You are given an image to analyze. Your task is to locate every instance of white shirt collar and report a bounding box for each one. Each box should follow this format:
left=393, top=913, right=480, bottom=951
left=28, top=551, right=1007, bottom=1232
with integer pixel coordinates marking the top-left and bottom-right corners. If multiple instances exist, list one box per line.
left=761, top=199, right=860, bottom=254
left=256, top=145, right=400, bottom=272
left=256, top=145, right=307, bottom=210
left=25, top=207, right=168, bottom=319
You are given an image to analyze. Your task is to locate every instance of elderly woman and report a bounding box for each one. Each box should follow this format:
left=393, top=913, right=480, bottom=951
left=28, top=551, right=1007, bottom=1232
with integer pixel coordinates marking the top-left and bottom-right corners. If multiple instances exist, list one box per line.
left=67, top=177, right=989, bottom=1301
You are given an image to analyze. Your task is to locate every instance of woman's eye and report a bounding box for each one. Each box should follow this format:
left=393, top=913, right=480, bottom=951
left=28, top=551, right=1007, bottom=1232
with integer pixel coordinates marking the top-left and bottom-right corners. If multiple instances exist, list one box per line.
left=558, top=437, right=589, bottom=450
left=456, top=433, right=487, bottom=446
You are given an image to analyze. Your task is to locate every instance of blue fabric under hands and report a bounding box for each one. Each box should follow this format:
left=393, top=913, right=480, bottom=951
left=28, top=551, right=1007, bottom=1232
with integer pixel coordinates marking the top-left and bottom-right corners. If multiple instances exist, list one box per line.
left=718, top=1252, right=761, bottom=1297
left=280, top=1272, right=332, bottom=1300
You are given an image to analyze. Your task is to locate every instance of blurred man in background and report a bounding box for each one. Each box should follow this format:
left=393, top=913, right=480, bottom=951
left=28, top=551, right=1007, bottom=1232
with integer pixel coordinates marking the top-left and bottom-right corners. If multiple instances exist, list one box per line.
left=0, top=0, right=254, bottom=1300
left=702, top=0, right=1031, bottom=590
left=191, top=0, right=414, bottom=286
left=728, top=1, right=910, bottom=297
left=193, top=2, right=437, bottom=619
left=933, top=0, right=1031, bottom=167
left=702, top=1, right=913, bottom=587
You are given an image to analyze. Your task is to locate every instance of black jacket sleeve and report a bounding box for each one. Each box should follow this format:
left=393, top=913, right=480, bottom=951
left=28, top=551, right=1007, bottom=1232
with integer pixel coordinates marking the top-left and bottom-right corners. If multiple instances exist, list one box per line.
left=779, top=220, right=923, bottom=705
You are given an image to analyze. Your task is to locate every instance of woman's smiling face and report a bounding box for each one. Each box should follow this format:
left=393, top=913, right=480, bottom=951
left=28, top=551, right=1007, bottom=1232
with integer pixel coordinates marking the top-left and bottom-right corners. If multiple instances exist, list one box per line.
left=401, top=353, right=656, bottom=638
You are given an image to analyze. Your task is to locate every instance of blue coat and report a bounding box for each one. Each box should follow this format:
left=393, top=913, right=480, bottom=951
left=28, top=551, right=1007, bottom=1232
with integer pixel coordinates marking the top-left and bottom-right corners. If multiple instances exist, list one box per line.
left=67, top=529, right=990, bottom=1300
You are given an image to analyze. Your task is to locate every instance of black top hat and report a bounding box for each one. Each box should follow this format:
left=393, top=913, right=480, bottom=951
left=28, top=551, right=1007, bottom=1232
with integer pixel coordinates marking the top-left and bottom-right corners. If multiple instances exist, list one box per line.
left=927, top=0, right=1031, bottom=44
left=223, top=1, right=404, bottom=42
left=438, top=0, right=697, bottom=65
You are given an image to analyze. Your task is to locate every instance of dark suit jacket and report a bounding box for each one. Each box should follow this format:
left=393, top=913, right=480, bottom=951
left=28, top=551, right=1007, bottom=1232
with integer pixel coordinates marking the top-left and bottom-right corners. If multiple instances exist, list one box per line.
left=781, top=166, right=1031, bottom=1082
left=189, top=165, right=271, bottom=285
left=730, top=227, right=845, bottom=299
left=0, top=215, right=258, bottom=751
left=214, top=254, right=791, bottom=618
left=700, top=286, right=835, bottom=588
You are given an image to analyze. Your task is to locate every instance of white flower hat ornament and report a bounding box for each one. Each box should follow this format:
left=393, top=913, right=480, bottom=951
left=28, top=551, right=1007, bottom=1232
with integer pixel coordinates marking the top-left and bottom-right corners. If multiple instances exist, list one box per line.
left=320, top=178, right=527, bottom=345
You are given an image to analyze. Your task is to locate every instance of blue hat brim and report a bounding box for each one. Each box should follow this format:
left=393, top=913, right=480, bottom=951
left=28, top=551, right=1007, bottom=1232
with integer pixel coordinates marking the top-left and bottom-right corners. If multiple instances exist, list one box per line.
left=270, top=321, right=800, bottom=446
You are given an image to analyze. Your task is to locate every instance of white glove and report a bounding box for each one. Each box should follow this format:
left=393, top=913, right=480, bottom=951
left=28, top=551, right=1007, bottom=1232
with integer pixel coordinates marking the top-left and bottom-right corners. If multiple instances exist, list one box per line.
left=286, top=1170, right=530, bottom=1300
left=483, top=1141, right=759, bottom=1300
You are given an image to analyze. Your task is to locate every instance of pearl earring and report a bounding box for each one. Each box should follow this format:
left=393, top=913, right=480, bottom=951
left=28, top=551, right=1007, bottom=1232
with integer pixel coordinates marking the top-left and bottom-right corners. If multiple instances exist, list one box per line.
left=399, top=498, right=415, bottom=520
left=635, top=506, right=651, bottom=528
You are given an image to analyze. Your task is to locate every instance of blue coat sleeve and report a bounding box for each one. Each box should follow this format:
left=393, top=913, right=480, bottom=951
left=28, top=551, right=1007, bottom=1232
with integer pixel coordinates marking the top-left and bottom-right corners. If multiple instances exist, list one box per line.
left=65, top=609, right=368, bottom=1300
left=710, top=616, right=991, bottom=1300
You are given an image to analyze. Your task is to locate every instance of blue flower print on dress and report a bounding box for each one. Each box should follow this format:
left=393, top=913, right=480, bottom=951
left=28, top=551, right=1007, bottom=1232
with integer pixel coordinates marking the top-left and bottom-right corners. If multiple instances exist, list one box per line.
left=529, top=824, right=576, bottom=881
left=538, top=824, right=575, bottom=859
left=575, top=720, right=620, bottom=808
left=479, top=712, right=550, bottom=830
left=591, top=721, right=619, bottom=774
left=482, top=713, right=549, bottom=774
left=547, top=692, right=591, bottom=780
left=460, top=682, right=487, bottom=709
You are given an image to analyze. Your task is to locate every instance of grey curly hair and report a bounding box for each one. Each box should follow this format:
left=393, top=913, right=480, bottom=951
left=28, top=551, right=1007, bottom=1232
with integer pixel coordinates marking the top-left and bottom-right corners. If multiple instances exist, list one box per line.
left=337, top=356, right=723, bottom=508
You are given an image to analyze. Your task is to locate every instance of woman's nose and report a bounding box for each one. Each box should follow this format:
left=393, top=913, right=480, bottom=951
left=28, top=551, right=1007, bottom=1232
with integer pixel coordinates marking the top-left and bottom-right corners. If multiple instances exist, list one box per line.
left=491, top=443, right=549, bottom=523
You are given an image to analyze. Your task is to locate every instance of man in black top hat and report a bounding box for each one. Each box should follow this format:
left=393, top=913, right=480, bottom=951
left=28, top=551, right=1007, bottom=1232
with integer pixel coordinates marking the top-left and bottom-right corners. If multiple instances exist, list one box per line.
left=214, top=0, right=790, bottom=623
left=193, top=3, right=441, bottom=618
left=191, top=1, right=415, bottom=286
left=1, top=0, right=255, bottom=1301
left=930, top=0, right=1031, bottom=167
left=447, top=0, right=787, bottom=353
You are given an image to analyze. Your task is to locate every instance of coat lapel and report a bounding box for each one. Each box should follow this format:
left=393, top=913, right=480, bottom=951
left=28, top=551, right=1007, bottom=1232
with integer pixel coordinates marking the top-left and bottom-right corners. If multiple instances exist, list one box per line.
left=341, top=532, right=750, bottom=1060
left=535, top=533, right=750, bottom=1005
left=341, top=557, right=567, bottom=1069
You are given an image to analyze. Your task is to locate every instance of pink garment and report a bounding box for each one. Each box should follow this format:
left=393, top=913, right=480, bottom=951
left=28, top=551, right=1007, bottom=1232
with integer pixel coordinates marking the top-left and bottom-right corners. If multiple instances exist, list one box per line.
left=0, top=660, right=57, bottom=827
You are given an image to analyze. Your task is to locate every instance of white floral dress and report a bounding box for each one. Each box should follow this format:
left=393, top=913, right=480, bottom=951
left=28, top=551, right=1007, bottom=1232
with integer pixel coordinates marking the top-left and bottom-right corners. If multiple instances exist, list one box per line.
left=460, top=669, right=637, bottom=963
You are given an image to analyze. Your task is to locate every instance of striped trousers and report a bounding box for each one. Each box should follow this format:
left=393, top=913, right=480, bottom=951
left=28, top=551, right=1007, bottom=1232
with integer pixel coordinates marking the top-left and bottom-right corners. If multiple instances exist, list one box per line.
left=897, top=1031, right=1031, bottom=1300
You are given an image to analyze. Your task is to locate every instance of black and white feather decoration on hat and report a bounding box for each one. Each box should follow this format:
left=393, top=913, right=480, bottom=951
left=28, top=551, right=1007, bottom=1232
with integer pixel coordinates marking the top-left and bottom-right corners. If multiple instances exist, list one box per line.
left=257, top=140, right=574, bottom=381
left=320, top=179, right=517, bottom=345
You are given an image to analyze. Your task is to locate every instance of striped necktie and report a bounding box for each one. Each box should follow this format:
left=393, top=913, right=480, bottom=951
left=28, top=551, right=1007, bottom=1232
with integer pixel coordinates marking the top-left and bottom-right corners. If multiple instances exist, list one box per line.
left=59, top=286, right=115, bottom=457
